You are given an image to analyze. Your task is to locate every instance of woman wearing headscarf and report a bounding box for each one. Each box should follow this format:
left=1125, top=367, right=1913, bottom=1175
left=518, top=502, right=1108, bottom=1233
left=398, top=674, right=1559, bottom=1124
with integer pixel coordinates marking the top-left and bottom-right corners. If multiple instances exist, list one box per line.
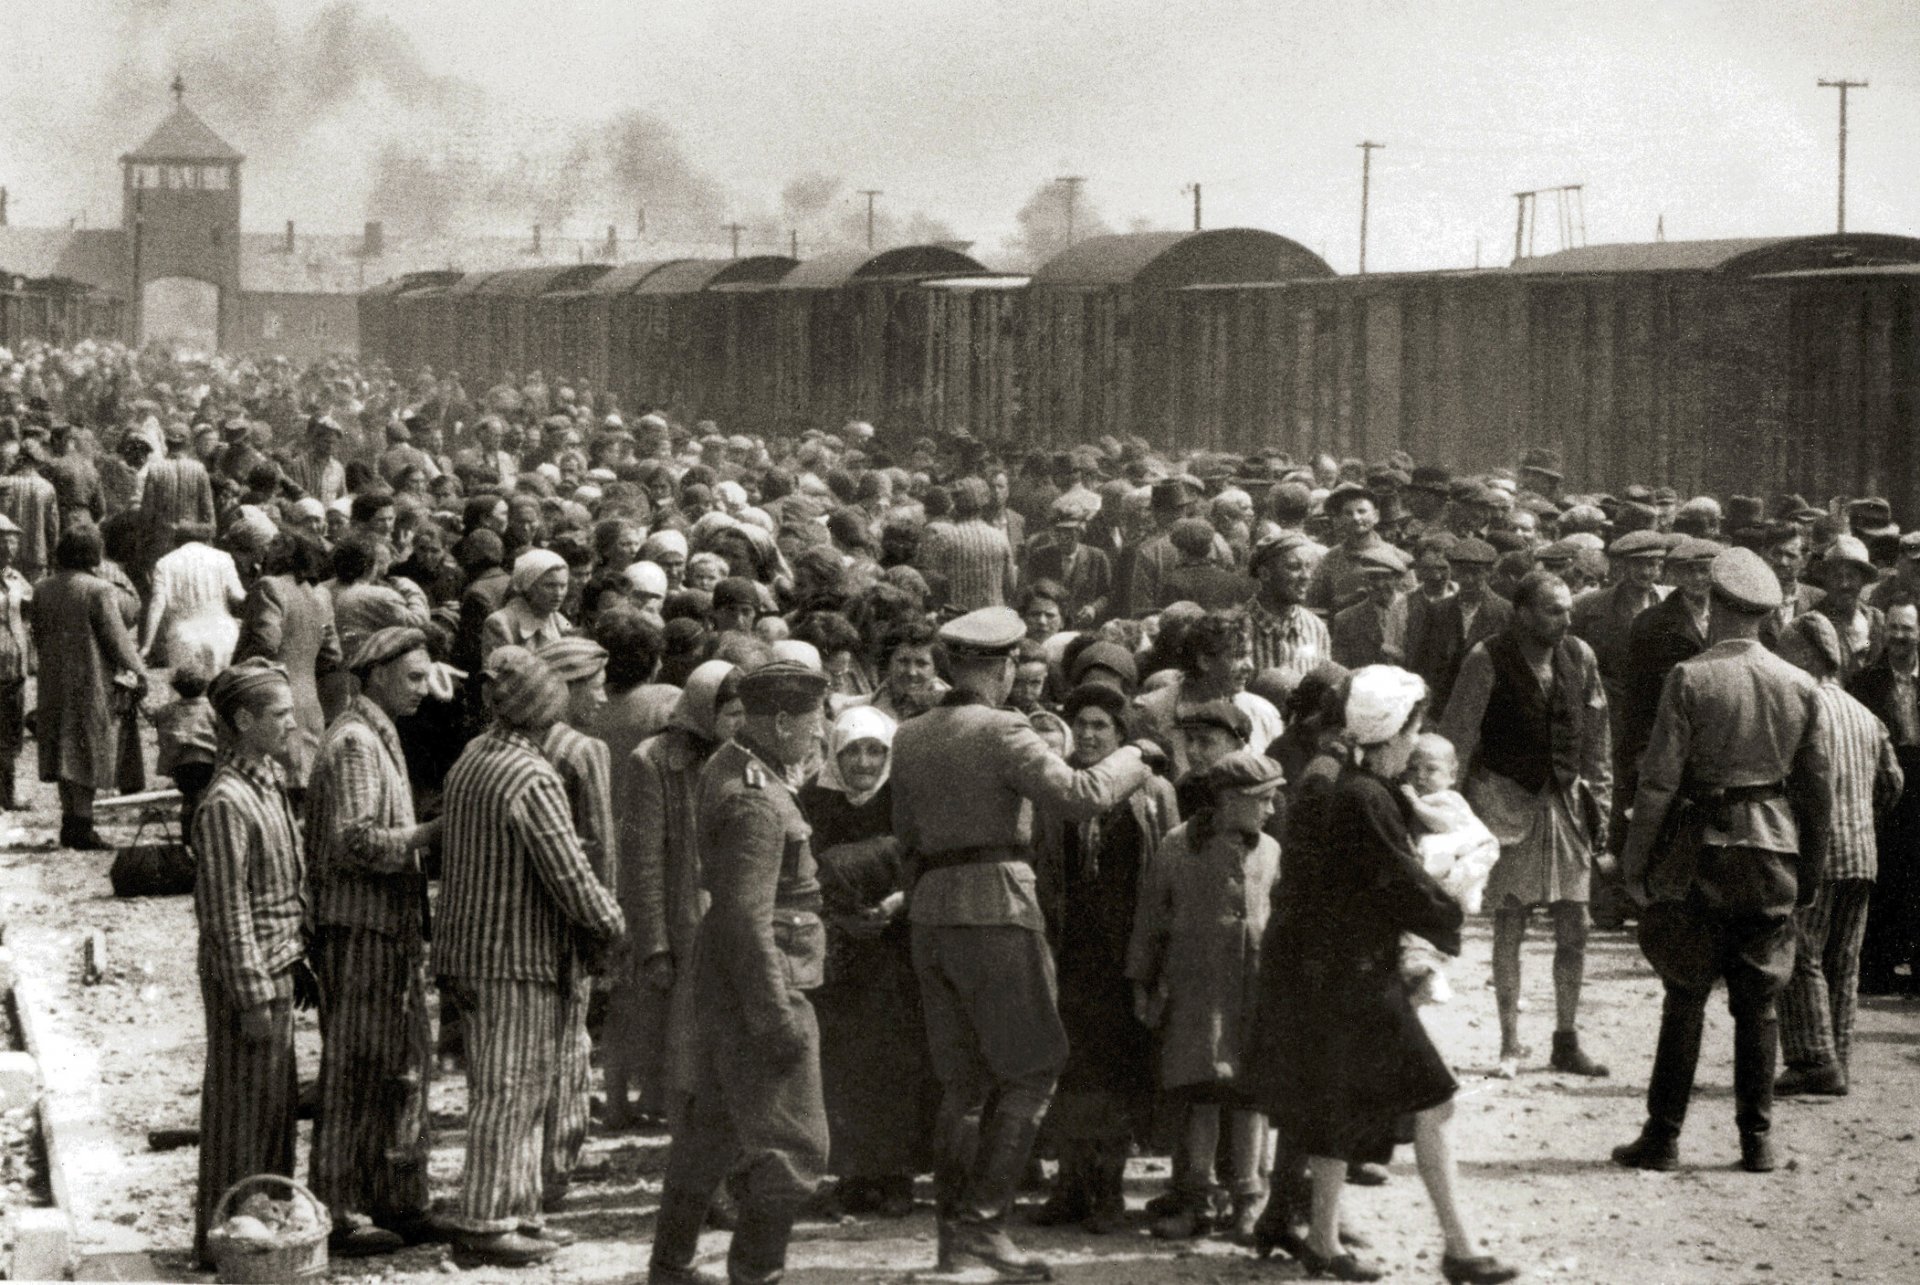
left=1245, top=665, right=1516, bottom=1284
left=480, top=548, right=570, bottom=663
left=603, top=661, right=745, bottom=1130
left=1031, top=683, right=1179, bottom=1233
left=236, top=533, right=343, bottom=790
left=639, top=529, right=689, bottom=590
left=797, top=706, right=936, bottom=1219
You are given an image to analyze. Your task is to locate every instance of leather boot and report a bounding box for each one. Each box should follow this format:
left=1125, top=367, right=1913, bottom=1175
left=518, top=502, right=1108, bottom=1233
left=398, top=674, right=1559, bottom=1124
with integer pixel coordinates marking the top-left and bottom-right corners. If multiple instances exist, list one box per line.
left=1082, top=1143, right=1128, bottom=1235
left=726, top=1202, right=797, bottom=1285
left=1645, top=989, right=1707, bottom=1139
left=649, top=1189, right=725, bottom=1285
left=1549, top=1029, right=1609, bottom=1077
left=1731, top=1007, right=1779, bottom=1143
left=948, top=1114, right=1052, bottom=1282
left=0, top=762, right=17, bottom=811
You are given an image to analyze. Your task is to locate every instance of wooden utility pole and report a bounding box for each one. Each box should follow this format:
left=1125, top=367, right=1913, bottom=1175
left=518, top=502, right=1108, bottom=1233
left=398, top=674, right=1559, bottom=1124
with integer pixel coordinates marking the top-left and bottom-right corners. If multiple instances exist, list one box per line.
left=1184, top=182, right=1202, bottom=231
left=790, top=229, right=799, bottom=258
left=723, top=222, right=745, bottom=258
left=858, top=190, right=882, bottom=249
left=1357, top=141, right=1384, bottom=273
left=1055, top=176, right=1085, bottom=246
left=1817, top=78, right=1867, bottom=232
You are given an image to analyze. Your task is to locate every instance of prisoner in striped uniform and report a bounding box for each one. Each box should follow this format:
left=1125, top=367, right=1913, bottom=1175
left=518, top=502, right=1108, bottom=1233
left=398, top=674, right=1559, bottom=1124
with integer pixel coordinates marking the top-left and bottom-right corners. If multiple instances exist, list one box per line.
left=1775, top=613, right=1903, bottom=1094
left=134, top=428, right=217, bottom=579
left=434, top=646, right=625, bottom=1268
left=305, top=627, right=443, bottom=1256
left=534, top=635, right=615, bottom=1207
left=191, top=660, right=308, bottom=1267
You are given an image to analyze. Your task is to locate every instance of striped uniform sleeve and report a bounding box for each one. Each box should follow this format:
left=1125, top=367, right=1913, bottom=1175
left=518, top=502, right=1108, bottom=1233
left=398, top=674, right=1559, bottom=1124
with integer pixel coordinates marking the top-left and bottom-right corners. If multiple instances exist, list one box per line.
left=332, top=727, right=416, bottom=873
left=193, top=789, right=278, bottom=1011
left=514, top=771, right=625, bottom=942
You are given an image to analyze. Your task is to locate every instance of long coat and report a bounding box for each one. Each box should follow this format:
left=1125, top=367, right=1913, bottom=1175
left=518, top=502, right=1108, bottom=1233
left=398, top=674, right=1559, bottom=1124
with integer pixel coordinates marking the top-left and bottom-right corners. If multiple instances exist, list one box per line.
left=30, top=571, right=145, bottom=789
left=1128, top=819, right=1279, bottom=1090
left=237, top=575, right=342, bottom=788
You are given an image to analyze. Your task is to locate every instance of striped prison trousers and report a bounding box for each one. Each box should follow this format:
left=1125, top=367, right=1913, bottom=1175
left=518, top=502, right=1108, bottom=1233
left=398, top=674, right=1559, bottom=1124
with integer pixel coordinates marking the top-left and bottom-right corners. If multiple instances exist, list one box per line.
left=309, top=926, right=433, bottom=1227
left=1779, top=878, right=1874, bottom=1074
left=446, top=977, right=560, bottom=1234
left=543, top=973, right=593, bottom=1196
left=195, top=975, right=296, bottom=1264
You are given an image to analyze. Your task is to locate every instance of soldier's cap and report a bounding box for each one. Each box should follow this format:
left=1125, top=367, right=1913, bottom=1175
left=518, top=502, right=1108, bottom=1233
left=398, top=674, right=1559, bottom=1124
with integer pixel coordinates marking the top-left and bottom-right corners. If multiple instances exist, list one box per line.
left=1709, top=546, right=1784, bottom=615
left=939, top=606, right=1027, bottom=659
left=1248, top=529, right=1315, bottom=573
left=1176, top=698, right=1251, bottom=740
left=1203, top=749, right=1286, bottom=798
left=1446, top=537, right=1498, bottom=567
left=738, top=658, right=830, bottom=715
left=1667, top=536, right=1725, bottom=566
left=1819, top=534, right=1877, bottom=580
left=534, top=635, right=609, bottom=683
left=1324, top=482, right=1375, bottom=514
left=1409, top=465, right=1452, bottom=494
left=348, top=626, right=429, bottom=674
left=1357, top=544, right=1411, bottom=575
left=1608, top=529, right=1669, bottom=560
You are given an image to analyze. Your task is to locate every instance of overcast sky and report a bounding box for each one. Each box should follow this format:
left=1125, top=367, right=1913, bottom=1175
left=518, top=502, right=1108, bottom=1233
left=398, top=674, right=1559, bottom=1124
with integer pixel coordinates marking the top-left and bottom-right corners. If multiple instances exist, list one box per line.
left=2, top=0, right=1915, bottom=271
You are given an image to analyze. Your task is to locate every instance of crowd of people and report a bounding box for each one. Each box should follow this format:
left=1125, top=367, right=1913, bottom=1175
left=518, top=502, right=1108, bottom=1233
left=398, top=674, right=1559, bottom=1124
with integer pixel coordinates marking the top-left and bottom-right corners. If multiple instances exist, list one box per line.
left=1, top=334, right=1913, bottom=1283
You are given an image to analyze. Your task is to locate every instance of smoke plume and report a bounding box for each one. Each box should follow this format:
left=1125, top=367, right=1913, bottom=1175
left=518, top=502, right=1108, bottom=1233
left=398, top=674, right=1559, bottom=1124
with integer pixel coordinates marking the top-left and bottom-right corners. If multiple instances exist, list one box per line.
left=1002, top=179, right=1116, bottom=271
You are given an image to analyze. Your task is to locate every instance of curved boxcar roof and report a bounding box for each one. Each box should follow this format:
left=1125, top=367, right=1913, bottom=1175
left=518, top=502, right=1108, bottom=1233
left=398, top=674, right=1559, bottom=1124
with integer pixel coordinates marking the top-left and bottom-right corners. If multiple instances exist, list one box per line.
left=471, top=264, right=612, bottom=295
left=777, top=245, right=988, bottom=290
left=1031, top=228, right=1335, bottom=287
left=636, top=256, right=799, bottom=295
left=585, top=260, right=689, bottom=294
left=1509, top=234, right=1920, bottom=276
left=362, top=269, right=466, bottom=298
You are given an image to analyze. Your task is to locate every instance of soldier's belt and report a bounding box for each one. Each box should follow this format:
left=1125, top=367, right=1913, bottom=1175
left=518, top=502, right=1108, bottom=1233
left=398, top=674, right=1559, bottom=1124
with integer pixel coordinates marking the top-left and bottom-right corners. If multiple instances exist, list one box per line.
left=914, top=845, right=1032, bottom=876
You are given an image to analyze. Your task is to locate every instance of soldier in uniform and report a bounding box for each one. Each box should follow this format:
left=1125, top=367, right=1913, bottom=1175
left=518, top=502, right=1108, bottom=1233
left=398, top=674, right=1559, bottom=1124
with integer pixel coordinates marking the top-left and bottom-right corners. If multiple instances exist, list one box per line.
left=892, top=607, right=1156, bottom=1282
left=1613, top=548, right=1833, bottom=1175
left=648, top=660, right=832, bottom=1285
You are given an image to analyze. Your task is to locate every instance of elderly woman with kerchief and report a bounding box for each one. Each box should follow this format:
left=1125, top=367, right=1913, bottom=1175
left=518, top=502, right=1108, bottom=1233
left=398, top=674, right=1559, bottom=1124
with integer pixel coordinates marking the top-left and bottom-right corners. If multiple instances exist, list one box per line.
left=1246, top=665, right=1516, bottom=1285
left=797, top=705, right=936, bottom=1219
left=480, top=548, right=571, bottom=663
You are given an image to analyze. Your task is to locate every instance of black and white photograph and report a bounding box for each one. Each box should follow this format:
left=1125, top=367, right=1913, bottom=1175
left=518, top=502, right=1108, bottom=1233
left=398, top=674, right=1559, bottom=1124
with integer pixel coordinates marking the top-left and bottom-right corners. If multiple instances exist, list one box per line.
left=0, top=1, right=1915, bottom=1281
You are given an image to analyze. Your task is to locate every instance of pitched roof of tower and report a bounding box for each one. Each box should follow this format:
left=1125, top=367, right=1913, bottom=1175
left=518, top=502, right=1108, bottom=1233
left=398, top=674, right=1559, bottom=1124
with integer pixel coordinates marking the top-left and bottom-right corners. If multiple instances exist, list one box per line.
left=122, top=104, right=243, bottom=164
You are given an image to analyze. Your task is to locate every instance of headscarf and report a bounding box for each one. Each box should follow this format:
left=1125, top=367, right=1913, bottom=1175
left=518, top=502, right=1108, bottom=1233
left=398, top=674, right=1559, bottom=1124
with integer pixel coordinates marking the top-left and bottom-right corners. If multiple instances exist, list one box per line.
left=1029, top=708, right=1074, bottom=762
left=485, top=645, right=567, bottom=731
left=1344, top=664, right=1427, bottom=747
left=641, top=529, right=689, bottom=562
left=348, top=626, right=429, bottom=675
left=209, top=658, right=290, bottom=727
left=670, top=660, right=739, bottom=741
left=510, top=547, right=568, bottom=601
left=689, top=510, right=741, bottom=549
left=815, top=705, right=897, bottom=807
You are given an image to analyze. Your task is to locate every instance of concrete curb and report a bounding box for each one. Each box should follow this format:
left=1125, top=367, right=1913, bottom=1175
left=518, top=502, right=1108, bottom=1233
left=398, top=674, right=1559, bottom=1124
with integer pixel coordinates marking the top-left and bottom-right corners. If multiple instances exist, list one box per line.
left=7, top=964, right=78, bottom=1279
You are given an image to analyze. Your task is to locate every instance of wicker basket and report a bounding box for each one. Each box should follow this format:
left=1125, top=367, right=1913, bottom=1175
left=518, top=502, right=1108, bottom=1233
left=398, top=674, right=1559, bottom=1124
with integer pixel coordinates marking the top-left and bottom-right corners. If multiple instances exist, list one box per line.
left=205, top=1174, right=329, bottom=1283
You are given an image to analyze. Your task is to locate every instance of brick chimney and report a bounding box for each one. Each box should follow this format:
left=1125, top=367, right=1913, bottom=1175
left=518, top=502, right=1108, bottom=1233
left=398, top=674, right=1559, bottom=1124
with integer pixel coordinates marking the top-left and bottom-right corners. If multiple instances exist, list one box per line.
left=363, top=220, right=384, bottom=256
left=284, top=219, right=295, bottom=252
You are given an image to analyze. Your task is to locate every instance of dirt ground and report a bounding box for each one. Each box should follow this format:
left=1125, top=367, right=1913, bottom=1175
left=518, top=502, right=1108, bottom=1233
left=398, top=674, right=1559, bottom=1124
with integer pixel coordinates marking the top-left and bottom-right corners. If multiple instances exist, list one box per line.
left=1, top=764, right=1918, bottom=1284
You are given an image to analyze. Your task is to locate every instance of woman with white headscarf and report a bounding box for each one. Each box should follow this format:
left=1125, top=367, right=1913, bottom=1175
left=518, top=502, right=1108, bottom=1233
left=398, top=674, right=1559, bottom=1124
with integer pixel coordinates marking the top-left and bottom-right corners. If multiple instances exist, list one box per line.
left=796, top=706, right=935, bottom=1219
left=1245, top=666, right=1516, bottom=1284
left=479, top=548, right=570, bottom=662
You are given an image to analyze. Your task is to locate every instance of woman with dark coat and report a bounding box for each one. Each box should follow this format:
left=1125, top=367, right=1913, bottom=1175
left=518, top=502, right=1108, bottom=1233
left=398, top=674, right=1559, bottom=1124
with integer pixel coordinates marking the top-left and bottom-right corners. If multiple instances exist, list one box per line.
left=1247, top=665, right=1515, bottom=1284
left=798, top=705, right=936, bottom=1218
left=1032, top=682, right=1178, bottom=1233
left=236, top=533, right=341, bottom=790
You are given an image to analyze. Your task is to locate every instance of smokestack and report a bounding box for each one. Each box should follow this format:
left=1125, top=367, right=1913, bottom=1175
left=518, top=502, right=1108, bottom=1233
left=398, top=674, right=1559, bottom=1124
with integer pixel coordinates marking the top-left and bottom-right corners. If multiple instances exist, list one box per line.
left=363, top=220, right=384, bottom=256
left=532, top=224, right=542, bottom=255
left=284, top=220, right=295, bottom=253
left=606, top=224, right=618, bottom=257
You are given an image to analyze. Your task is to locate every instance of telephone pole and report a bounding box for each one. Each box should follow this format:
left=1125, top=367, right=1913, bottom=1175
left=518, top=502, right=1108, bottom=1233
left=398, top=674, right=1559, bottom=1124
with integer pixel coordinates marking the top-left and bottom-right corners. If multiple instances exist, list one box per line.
left=790, top=229, right=799, bottom=259
left=1184, top=182, right=1202, bottom=231
left=1356, top=141, right=1384, bottom=274
left=1817, top=78, right=1867, bottom=232
left=723, top=222, right=745, bottom=258
left=1055, top=176, right=1086, bottom=247
left=858, top=189, right=882, bottom=249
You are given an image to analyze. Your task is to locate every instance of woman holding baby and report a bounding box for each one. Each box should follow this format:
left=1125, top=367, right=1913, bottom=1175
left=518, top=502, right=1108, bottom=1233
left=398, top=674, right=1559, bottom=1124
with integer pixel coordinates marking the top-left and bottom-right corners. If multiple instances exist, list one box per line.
left=1246, top=664, right=1517, bottom=1284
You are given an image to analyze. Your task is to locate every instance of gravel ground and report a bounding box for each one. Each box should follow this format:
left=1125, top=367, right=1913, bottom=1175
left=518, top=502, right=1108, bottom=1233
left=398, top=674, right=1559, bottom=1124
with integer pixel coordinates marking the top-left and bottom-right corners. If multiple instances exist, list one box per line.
left=1, top=763, right=1917, bottom=1283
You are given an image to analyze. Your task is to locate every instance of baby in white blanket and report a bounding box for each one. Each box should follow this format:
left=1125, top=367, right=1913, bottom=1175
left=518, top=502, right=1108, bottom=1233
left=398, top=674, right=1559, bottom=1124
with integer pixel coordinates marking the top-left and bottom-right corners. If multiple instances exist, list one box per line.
left=1400, top=733, right=1500, bottom=1006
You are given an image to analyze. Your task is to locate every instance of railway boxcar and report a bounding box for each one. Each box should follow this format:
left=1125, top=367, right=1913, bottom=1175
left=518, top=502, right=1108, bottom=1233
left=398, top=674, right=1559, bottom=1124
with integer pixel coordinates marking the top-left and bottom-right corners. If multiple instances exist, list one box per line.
left=616, top=256, right=796, bottom=423
left=358, top=270, right=462, bottom=376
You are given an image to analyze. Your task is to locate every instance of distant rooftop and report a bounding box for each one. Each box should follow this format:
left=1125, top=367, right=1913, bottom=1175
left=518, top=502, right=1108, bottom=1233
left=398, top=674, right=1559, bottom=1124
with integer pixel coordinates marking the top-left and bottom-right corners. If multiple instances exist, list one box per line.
left=121, top=100, right=243, bottom=164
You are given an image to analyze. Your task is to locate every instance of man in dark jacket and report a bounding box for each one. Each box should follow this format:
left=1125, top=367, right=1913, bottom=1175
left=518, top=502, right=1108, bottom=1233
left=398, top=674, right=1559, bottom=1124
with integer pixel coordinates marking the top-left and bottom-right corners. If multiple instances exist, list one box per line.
left=1617, top=537, right=1721, bottom=800
left=1404, top=537, right=1509, bottom=716
left=1847, top=600, right=1920, bottom=995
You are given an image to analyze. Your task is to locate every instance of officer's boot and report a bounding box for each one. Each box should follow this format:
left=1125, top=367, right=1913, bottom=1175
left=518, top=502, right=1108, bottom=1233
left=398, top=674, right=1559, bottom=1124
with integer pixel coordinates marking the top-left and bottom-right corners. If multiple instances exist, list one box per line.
left=726, top=1201, right=798, bottom=1285
left=648, top=1188, right=725, bottom=1285
left=0, top=760, right=17, bottom=812
left=1613, top=988, right=1702, bottom=1171
left=949, top=1114, right=1052, bottom=1283
left=931, top=1103, right=982, bottom=1270
left=1732, top=1004, right=1779, bottom=1172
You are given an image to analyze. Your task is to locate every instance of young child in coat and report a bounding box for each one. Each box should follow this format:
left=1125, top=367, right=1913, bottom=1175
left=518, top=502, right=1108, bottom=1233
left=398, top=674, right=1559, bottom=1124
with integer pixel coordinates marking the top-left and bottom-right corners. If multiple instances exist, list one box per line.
left=153, top=646, right=220, bottom=840
left=1399, top=733, right=1499, bottom=1005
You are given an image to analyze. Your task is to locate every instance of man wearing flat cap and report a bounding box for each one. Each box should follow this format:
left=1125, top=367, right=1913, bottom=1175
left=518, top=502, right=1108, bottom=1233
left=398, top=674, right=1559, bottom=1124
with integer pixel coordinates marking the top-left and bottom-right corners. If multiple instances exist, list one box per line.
left=287, top=415, right=348, bottom=507
left=1404, top=536, right=1509, bottom=716
left=891, top=606, right=1157, bottom=1281
left=1331, top=543, right=1409, bottom=668
left=1246, top=531, right=1332, bottom=691
left=1021, top=492, right=1113, bottom=626
left=1615, top=548, right=1832, bottom=1176
left=1812, top=535, right=1885, bottom=682
left=650, top=660, right=831, bottom=1285
left=1619, top=538, right=1723, bottom=805
left=1307, top=483, right=1398, bottom=614
left=436, top=647, right=624, bottom=1266
left=306, top=627, right=442, bottom=1255
left=0, top=438, right=60, bottom=583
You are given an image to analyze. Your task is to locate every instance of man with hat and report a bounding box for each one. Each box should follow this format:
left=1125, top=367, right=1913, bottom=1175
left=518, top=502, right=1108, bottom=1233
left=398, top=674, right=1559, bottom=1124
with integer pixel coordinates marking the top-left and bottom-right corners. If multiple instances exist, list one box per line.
left=647, top=659, right=831, bottom=1285
left=1847, top=497, right=1898, bottom=541
left=1120, top=476, right=1208, bottom=618
left=1307, top=483, right=1397, bottom=613
left=305, top=627, right=443, bottom=1255
left=532, top=635, right=616, bottom=1210
left=1671, top=496, right=1724, bottom=541
left=381, top=416, right=442, bottom=487
left=1845, top=600, right=1920, bottom=999
left=1021, top=491, right=1113, bottom=626
left=1404, top=536, right=1509, bottom=716
left=891, top=607, right=1156, bottom=1281
left=1619, top=537, right=1723, bottom=802
left=1517, top=448, right=1563, bottom=504
left=1747, top=521, right=1823, bottom=647
left=1614, top=548, right=1833, bottom=1175
left=1246, top=531, right=1332, bottom=691
left=288, top=415, right=348, bottom=506
left=100, top=431, right=151, bottom=517
left=1331, top=543, right=1409, bottom=668
left=1404, top=465, right=1452, bottom=536
left=0, top=438, right=60, bottom=583
left=1160, top=516, right=1253, bottom=612
left=1813, top=535, right=1885, bottom=682
left=436, top=647, right=625, bottom=1266
left=134, top=420, right=217, bottom=583
left=1442, top=480, right=1497, bottom=542
left=212, top=417, right=267, bottom=490
left=0, top=513, right=29, bottom=811
left=191, top=660, right=314, bottom=1266
left=1867, top=530, right=1920, bottom=613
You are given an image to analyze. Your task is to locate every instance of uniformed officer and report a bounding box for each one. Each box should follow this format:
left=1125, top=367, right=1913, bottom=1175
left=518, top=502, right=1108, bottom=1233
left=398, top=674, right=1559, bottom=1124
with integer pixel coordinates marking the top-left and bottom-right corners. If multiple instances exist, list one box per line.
left=648, top=659, right=831, bottom=1285
left=1613, top=548, right=1833, bottom=1175
left=892, top=607, right=1156, bottom=1282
